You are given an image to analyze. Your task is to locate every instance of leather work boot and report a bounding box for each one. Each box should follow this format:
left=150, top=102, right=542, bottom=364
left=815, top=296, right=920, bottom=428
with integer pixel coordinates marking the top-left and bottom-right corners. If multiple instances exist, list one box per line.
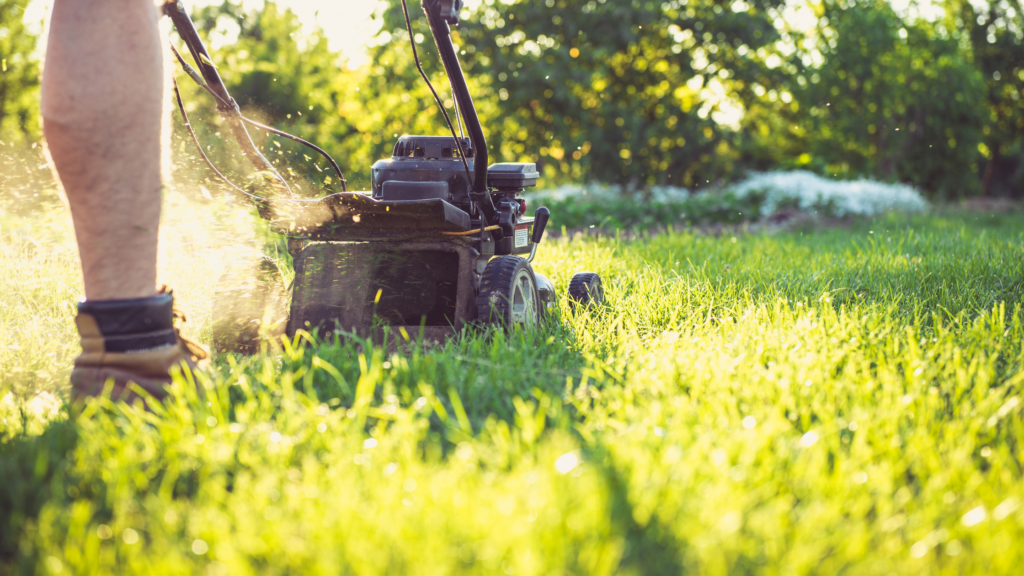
left=70, top=288, right=209, bottom=406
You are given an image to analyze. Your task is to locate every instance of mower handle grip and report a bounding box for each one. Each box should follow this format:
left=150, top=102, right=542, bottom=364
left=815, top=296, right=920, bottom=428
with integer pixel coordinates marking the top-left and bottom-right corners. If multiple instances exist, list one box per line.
left=532, top=207, right=550, bottom=244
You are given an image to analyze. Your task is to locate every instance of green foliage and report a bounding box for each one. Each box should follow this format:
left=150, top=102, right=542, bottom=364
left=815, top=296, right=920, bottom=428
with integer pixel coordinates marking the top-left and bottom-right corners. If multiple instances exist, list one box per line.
left=177, top=0, right=1020, bottom=200
left=366, top=0, right=789, bottom=188
left=0, top=0, right=40, bottom=143
left=174, top=1, right=362, bottom=194
left=3, top=0, right=1024, bottom=199
left=0, top=0, right=53, bottom=216
left=947, top=0, right=1024, bottom=196
left=0, top=421, right=76, bottom=568
left=745, top=0, right=988, bottom=200
left=6, top=209, right=1024, bottom=572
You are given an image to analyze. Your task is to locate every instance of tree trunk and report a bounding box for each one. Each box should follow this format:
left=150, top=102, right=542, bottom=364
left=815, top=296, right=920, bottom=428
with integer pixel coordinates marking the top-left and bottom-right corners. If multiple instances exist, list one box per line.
left=981, top=141, right=1000, bottom=197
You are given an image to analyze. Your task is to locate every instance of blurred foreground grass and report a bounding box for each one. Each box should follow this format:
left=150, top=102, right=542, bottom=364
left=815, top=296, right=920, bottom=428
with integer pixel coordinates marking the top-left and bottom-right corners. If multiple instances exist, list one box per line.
left=3, top=196, right=1024, bottom=574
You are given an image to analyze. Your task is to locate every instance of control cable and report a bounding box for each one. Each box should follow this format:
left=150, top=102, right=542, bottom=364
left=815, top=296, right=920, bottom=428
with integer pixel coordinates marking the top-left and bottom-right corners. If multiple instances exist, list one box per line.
left=169, top=44, right=348, bottom=197
left=400, top=0, right=473, bottom=183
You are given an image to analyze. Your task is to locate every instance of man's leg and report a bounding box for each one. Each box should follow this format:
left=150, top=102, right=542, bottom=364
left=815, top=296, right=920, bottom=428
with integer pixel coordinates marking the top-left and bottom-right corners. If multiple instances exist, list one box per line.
left=42, top=0, right=165, bottom=301
left=43, top=0, right=206, bottom=403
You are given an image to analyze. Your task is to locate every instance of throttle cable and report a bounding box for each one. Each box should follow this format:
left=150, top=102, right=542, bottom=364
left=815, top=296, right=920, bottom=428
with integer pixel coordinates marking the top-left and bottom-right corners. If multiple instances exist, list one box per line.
left=169, top=44, right=348, bottom=197
left=400, top=0, right=474, bottom=184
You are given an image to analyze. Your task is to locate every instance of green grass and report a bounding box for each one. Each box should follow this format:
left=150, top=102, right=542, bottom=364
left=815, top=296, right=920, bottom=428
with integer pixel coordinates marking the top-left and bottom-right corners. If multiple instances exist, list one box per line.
left=3, top=204, right=1024, bottom=574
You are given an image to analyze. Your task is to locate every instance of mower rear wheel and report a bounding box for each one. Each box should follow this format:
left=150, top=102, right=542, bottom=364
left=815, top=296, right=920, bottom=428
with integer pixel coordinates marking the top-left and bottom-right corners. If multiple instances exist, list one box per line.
left=568, top=272, right=604, bottom=309
left=477, top=256, right=539, bottom=328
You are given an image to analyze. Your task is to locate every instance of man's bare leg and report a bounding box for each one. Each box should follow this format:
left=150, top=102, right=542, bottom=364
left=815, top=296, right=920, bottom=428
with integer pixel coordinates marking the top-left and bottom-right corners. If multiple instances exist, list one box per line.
left=43, top=0, right=207, bottom=404
left=42, top=0, right=165, bottom=301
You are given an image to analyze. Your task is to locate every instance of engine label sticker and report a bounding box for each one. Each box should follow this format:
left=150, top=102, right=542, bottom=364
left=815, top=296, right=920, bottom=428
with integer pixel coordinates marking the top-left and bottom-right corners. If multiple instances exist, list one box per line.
left=515, top=225, right=529, bottom=248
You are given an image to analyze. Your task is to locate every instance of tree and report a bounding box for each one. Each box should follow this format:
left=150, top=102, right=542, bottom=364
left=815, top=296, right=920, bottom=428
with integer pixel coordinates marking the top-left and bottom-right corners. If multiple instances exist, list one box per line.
left=768, top=0, right=987, bottom=199
left=0, top=0, right=40, bottom=143
left=364, top=0, right=790, bottom=190
left=154, top=0, right=1024, bottom=200
left=947, top=0, right=1024, bottom=196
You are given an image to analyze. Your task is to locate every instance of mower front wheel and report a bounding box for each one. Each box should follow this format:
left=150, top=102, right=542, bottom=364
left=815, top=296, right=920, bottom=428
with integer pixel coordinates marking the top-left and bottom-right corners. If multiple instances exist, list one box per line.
left=477, top=256, right=539, bottom=328
left=568, top=272, right=604, bottom=310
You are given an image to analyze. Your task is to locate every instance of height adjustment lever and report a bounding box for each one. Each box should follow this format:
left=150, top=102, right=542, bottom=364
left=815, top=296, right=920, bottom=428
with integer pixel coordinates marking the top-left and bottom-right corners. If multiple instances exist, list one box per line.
left=526, top=207, right=550, bottom=263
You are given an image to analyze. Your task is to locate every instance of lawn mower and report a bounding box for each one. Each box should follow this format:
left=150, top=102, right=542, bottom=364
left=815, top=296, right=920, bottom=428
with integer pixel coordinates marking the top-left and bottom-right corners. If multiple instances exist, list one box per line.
left=163, top=0, right=604, bottom=347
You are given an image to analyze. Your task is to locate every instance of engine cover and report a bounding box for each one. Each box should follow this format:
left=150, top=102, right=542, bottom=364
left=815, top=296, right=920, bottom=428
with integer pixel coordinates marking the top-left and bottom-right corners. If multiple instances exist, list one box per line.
left=371, top=135, right=474, bottom=205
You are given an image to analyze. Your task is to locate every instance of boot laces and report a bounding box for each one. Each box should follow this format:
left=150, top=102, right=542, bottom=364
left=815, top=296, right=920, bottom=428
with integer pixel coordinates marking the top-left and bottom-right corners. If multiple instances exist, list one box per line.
left=172, top=309, right=209, bottom=361
left=159, top=285, right=210, bottom=361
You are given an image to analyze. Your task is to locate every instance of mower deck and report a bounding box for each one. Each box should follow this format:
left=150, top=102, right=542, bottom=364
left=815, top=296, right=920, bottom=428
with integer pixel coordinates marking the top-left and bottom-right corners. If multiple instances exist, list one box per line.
left=272, top=192, right=473, bottom=241
left=286, top=240, right=483, bottom=337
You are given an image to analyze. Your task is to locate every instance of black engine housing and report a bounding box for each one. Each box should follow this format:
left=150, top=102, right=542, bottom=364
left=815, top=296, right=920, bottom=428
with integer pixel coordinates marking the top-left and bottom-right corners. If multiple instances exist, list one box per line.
left=371, top=135, right=475, bottom=206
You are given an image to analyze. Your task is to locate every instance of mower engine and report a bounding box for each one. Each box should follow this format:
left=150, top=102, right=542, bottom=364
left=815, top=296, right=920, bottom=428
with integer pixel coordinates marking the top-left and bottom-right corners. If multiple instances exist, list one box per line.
left=372, top=135, right=540, bottom=256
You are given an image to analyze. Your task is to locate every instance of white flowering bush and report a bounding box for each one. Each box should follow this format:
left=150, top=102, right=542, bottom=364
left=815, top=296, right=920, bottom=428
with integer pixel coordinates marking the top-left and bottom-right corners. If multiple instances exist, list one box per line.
left=725, top=170, right=930, bottom=218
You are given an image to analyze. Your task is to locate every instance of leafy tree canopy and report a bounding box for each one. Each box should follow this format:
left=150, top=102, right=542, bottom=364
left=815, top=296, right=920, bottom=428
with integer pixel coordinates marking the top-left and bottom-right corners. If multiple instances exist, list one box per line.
left=4, top=0, right=1024, bottom=199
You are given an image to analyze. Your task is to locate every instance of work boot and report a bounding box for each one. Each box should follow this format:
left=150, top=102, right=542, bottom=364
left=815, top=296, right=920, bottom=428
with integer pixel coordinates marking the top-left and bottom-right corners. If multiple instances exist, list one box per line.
left=70, top=288, right=209, bottom=406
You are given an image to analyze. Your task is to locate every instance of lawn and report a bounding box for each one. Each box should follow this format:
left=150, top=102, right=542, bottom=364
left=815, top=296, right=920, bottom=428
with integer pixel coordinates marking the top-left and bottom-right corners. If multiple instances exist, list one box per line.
left=2, top=198, right=1024, bottom=575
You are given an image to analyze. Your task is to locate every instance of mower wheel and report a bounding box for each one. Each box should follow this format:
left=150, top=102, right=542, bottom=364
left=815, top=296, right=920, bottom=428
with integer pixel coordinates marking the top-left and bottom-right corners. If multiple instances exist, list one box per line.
left=567, top=272, right=604, bottom=309
left=477, top=256, right=539, bottom=328
left=534, top=272, right=555, bottom=315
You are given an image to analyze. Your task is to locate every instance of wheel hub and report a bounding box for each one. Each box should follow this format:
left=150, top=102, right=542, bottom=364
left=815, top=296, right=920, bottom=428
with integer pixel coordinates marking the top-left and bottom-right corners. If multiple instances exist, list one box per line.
left=510, top=268, right=537, bottom=325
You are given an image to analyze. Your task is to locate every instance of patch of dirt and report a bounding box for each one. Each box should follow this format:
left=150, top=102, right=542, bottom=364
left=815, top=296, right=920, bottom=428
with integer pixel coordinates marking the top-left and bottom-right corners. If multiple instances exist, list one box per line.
left=955, top=197, right=1022, bottom=212
left=547, top=210, right=855, bottom=241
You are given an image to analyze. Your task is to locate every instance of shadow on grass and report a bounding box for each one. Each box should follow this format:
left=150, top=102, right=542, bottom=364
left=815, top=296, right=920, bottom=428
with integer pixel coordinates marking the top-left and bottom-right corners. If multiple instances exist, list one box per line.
left=217, top=310, right=596, bottom=431
left=0, top=418, right=78, bottom=573
left=589, top=442, right=687, bottom=575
